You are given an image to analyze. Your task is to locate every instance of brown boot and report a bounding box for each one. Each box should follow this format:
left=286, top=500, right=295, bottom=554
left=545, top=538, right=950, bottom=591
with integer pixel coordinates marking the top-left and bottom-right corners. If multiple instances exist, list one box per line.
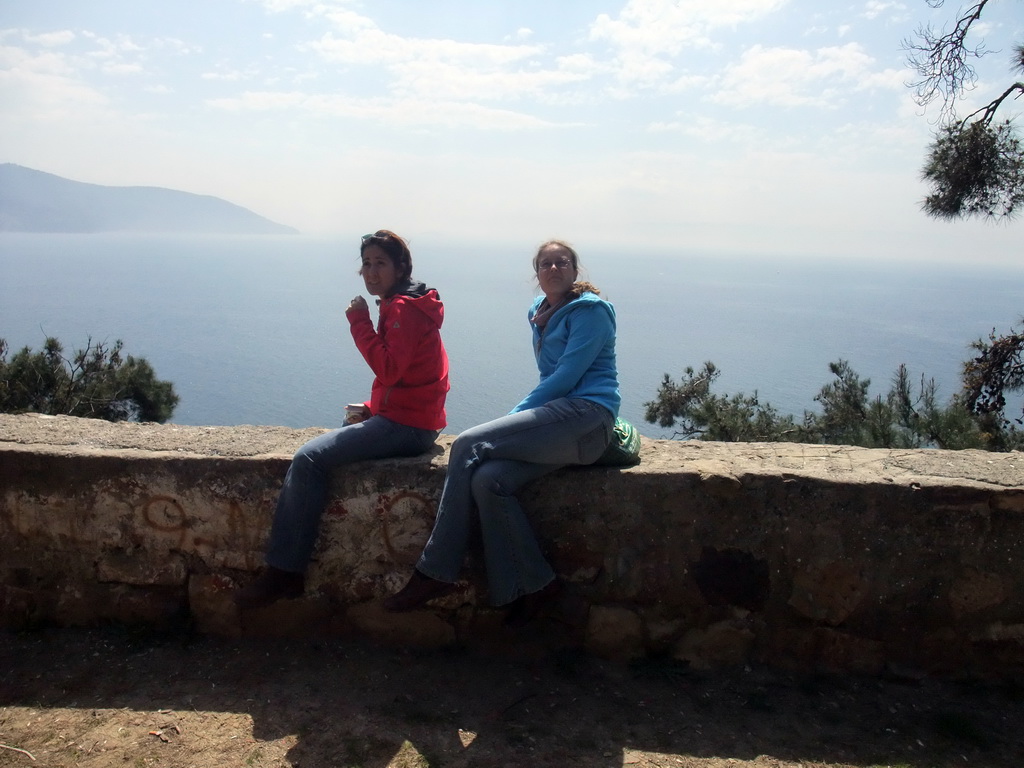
left=234, top=566, right=304, bottom=610
left=503, top=578, right=563, bottom=628
left=383, top=570, right=457, bottom=612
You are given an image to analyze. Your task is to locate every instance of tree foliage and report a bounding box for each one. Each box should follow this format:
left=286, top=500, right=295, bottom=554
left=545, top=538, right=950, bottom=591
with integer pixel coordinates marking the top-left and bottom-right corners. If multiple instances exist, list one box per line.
left=644, top=357, right=1013, bottom=451
left=962, top=320, right=1024, bottom=448
left=644, top=362, right=800, bottom=442
left=923, top=119, right=1024, bottom=219
left=0, top=336, right=179, bottom=423
left=904, top=0, right=1024, bottom=219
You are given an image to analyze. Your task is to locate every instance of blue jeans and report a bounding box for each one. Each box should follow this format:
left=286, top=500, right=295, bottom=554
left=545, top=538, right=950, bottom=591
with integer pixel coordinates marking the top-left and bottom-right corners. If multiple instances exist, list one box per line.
left=416, top=397, right=613, bottom=606
left=266, top=416, right=439, bottom=573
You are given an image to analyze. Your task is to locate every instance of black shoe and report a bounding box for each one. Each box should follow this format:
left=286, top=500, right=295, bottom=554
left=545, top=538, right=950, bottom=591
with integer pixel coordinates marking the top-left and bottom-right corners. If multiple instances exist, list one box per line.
left=383, top=570, right=457, bottom=612
left=504, top=578, right=563, bottom=629
left=234, top=566, right=304, bottom=610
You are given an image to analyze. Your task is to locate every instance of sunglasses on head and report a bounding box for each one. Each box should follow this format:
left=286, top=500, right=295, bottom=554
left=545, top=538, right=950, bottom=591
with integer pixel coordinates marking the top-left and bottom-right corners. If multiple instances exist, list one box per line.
left=362, top=231, right=391, bottom=243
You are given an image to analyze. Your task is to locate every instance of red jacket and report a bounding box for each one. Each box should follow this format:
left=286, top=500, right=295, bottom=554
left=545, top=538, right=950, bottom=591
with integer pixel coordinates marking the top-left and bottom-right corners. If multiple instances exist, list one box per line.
left=347, top=283, right=449, bottom=431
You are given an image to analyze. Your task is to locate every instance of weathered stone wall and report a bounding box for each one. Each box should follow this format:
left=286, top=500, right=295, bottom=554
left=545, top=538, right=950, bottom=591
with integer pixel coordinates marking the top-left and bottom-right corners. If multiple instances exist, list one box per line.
left=2, top=413, right=1023, bottom=680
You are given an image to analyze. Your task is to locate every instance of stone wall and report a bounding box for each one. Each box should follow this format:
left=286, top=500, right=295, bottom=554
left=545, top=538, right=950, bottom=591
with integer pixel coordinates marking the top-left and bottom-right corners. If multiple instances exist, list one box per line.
left=2, top=413, right=1023, bottom=680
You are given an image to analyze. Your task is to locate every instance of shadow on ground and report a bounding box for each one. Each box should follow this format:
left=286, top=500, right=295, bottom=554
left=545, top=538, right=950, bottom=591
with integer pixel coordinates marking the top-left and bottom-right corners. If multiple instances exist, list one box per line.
left=1, top=623, right=1022, bottom=768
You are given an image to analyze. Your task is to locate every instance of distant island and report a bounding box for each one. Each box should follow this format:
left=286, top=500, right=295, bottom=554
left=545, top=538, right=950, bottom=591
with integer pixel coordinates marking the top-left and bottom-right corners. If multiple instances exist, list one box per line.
left=0, top=163, right=299, bottom=235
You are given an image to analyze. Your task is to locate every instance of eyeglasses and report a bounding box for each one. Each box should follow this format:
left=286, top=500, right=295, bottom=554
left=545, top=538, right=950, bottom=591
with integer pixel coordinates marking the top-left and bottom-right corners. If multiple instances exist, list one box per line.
left=537, top=258, right=573, bottom=271
left=362, top=231, right=391, bottom=243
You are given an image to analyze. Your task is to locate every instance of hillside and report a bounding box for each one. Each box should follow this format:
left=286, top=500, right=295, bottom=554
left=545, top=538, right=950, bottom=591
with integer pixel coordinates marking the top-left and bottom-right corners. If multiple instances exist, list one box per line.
left=0, top=164, right=298, bottom=235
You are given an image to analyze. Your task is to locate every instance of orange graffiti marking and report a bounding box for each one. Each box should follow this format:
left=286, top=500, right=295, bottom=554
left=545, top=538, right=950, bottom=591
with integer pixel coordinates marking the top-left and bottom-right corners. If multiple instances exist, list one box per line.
left=140, top=495, right=187, bottom=547
left=226, top=499, right=261, bottom=571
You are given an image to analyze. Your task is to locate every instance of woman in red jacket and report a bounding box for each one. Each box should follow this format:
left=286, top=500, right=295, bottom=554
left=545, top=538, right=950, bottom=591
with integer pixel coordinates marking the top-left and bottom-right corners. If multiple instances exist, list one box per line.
left=236, top=230, right=449, bottom=609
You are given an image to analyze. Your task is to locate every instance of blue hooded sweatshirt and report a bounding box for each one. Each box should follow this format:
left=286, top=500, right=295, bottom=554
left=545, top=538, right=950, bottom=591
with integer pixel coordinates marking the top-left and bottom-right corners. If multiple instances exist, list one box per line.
left=511, top=291, right=620, bottom=417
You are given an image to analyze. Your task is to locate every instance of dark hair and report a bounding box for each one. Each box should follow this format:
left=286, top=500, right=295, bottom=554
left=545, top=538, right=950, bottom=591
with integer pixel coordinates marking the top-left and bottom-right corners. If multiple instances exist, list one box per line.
left=360, top=230, right=413, bottom=283
left=533, top=239, right=600, bottom=297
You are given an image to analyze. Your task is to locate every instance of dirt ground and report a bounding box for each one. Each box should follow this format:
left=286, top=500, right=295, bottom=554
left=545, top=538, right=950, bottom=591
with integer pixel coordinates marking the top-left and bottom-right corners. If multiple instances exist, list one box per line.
left=1, top=626, right=1022, bottom=768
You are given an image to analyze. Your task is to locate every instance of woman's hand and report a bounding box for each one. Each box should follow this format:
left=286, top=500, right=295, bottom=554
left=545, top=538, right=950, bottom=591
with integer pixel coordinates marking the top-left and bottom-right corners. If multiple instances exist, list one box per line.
left=346, top=295, right=368, bottom=314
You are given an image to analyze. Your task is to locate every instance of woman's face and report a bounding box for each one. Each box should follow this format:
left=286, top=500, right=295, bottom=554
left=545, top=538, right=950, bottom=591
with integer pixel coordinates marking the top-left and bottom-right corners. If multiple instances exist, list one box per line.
left=535, top=245, right=578, bottom=300
left=360, top=244, right=399, bottom=297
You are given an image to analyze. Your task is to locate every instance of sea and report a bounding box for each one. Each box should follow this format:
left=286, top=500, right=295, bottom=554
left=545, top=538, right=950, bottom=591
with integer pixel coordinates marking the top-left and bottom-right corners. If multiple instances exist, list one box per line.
left=1, top=232, right=1022, bottom=439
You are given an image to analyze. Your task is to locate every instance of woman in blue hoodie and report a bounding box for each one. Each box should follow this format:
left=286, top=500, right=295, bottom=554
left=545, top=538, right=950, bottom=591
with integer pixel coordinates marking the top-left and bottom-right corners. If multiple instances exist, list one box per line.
left=385, top=239, right=619, bottom=627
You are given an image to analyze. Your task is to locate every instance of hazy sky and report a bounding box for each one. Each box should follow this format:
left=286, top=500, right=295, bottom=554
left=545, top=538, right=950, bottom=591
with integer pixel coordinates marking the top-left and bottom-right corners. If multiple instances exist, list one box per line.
left=2, top=0, right=1021, bottom=261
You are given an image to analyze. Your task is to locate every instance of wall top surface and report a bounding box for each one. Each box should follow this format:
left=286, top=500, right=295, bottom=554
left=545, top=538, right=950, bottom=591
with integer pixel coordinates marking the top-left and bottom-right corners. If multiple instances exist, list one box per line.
left=2, top=413, right=1022, bottom=490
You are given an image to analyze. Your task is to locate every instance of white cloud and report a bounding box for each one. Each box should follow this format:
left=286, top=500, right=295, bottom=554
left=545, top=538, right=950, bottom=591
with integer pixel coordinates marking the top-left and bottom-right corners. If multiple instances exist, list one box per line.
left=591, top=0, right=791, bottom=52
left=968, top=21, right=995, bottom=44
left=248, top=0, right=329, bottom=13
left=0, top=45, right=110, bottom=121
left=80, top=34, right=145, bottom=58
left=81, top=34, right=161, bottom=74
left=0, top=43, right=75, bottom=76
left=305, top=17, right=590, bottom=104
left=319, top=7, right=379, bottom=36
left=25, top=30, right=76, bottom=47
left=711, top=42, right=898, bottom=108
left=206, top=90, right=555, bottom=130
left=151, top=37, right=201, bottom=56
left=832, top=119, right=923, bottom=157
left=101, top=61, right=143, bottom=75
left=556, top=53, right=604, bottom=75
left=654, top=71, right=707, bottom=94
left=389, top=59, right=591, bottom=102
left=862, top=1, right=907, bottom=22
left=201, top=69, right=252, bottom=82
left=312, top=29, right=541, bottom=68
left=854, top=65, right=907, bottom=93
left=588, top=0, right=790, bottom=88
left=648, top=114, right=762, bottom=145
left=387, top=98, right=556, bottom=131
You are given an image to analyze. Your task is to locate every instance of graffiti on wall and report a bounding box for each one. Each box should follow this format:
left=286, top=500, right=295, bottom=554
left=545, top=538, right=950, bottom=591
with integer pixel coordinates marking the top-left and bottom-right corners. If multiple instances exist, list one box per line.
left=137, top=494, right=263, bottom=570
left=134, top=489, right=437, bottom=569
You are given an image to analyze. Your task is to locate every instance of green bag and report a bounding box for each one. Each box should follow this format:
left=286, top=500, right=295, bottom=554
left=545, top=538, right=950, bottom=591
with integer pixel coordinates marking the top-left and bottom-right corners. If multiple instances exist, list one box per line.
left=594, top=417, right=642, bottom=466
